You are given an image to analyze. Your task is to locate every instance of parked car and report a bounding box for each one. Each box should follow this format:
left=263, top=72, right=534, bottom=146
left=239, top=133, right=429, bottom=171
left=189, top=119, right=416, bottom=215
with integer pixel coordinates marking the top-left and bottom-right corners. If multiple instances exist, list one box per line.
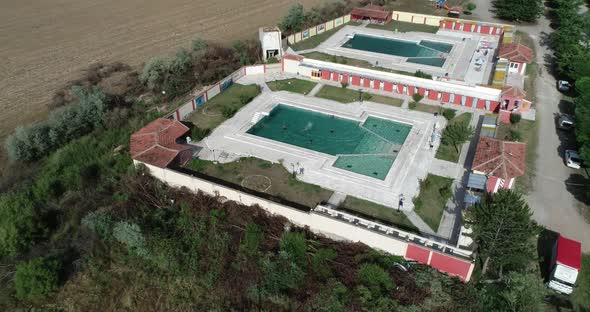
left=565, top=150, right=582, bottom=169
left=558, top=114, right=574, bottom=131
left=557, top=80, right=571, bottom=92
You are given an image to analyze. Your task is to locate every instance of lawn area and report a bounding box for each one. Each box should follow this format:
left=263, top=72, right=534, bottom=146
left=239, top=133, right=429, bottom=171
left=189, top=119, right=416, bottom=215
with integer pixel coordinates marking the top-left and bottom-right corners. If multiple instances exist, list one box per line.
left=267, top=78, right=317, bottom=94
left=409, top=102, right=443, bottom=114
left=185, top=157, right=332, bottom=208
left=315, top=85, right=404, bottom=107
left=524, top=62, right=538, bottom=102
left=188, top=84, right=260, bottom=131
left=435, top=112, right=472, bottom=163
left=367, top=20, right=439, bottom=33
left=301, top=52, right=415, bottom=76
left=340, top=196, right=419, bottom=234
left=571, top=254, right=590, bottom=311
left=496, top=120, right=538, bottom=193
left=412, top=174, right=454, bottom=232
left=289, top=21, right=361, bottom=51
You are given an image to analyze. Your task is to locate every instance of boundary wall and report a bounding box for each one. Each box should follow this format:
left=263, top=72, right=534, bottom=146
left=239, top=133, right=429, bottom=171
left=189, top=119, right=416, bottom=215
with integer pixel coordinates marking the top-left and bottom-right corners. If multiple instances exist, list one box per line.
left=390, top=10, right=512, bottom=35
left=167, top=64, right=280, bottom=121
left=138, top=161, right=475, bottom=282
left=287, top=15, right=351, bottom=45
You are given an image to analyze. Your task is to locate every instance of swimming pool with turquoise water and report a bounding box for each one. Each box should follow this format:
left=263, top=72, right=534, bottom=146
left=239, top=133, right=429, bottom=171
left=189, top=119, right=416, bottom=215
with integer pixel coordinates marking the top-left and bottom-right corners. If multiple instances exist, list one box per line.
left=247, top=105, right=412, bottom=180
left=342, top=34, right=453, bottom=67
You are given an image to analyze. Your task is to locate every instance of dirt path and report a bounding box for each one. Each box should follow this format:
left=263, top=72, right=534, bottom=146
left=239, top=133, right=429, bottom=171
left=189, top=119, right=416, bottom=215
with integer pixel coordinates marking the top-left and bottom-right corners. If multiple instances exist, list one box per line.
left=0, top=0, right=321, bottom=165
left=472, top=0, right=590, bottom=252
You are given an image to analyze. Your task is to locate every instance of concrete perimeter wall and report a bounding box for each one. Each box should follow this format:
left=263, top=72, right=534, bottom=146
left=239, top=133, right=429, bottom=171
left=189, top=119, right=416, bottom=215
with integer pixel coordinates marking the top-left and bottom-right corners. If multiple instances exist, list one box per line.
left=287, top=15, right=351, bottom=45
left=167, top=63, right=281, bottom=121
left=138, top=161, right=475, bottom=282
left=391, top=10, right=512, bottom=36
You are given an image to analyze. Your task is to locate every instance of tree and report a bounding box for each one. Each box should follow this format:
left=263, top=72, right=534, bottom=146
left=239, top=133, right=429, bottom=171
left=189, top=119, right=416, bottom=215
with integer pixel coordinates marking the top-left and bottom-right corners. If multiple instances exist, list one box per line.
left=280, top=4, right=306, bottom=33
left=470, top=190, right=537, bottom=276
left=478, top=271, right=546, bottom=311
left=0, top=190, right=43, bottom=257
left=441, top=121, right=475, bottom=153
left=575, top=77, right=590, bottom=163
left=492, top=0, right=544, bottom=22
left=14, top=256, right=60, bottom=301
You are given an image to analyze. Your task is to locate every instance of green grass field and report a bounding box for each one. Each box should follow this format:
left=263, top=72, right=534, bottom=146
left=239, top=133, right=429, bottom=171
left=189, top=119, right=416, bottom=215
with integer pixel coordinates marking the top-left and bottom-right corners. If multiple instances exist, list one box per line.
left=435, top=112, right=472, bottom=163
left=409, top=102, right=443, bottom=114
left=315, top=85, right=404, bottom=107
left=340, top=196, right=419, bottom=234
left=185, top=157, right=332, bottom=208
left=413, top=174, right=454, bottom=232
left=188, top=84, right=260, bottom=131
left=367, top=20, right=439, bottom=33
left=266, top=78, right=317, bottom=94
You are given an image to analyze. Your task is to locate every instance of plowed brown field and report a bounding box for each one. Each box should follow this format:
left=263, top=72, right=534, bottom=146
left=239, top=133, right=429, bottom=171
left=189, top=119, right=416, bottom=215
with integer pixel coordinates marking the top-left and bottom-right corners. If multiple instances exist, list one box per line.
left=0, top=0, right=321, bottom=165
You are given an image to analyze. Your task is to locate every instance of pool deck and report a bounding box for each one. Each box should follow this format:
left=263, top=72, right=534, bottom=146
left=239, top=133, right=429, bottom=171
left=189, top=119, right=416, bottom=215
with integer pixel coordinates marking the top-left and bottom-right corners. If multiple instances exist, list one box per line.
left=304, top=25, right=499, bottom=85
left=195, top=90, right=446, bottom=210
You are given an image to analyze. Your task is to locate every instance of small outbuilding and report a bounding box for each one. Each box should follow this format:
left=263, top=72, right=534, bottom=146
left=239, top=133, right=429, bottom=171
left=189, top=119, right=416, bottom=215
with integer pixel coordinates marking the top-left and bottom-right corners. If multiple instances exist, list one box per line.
left=130, top=118, right=194, bottom=168
left=499, top=42, right=534, bottom=75
left=471, top=137, right=526, bottom=193
left=351, top=5, right=392, bottom=24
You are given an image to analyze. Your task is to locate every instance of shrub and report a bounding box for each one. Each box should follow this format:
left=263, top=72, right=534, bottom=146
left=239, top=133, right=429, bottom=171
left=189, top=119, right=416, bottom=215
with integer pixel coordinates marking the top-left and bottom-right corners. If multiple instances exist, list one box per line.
left=0, top=191, right=43, bottom=257
left=341, top=81, right=348, bottom=88
left=5, top=86, right=107, bottom=162
left=439, top=185, right=453, bottom=199
left=414, top=71, right=433, bottom=79
left=191, top=126, right=211, bottom=141
left=442, top=109, right=456, bottom=120
left=357, top=263, right=394, bottom=292
left=412, top=93, right=424, bottom=103
left=239, top=94, right=254, bottom=105
left=82, top=210, right=113, bottom=240
left=466, top=3, right=477, bottom=11
left=510, top=129, right=522, bottom=141
left=221, top=106, right=239, bottom=118
left=409, top=102, right=417, bottom=110
left=14, top=256, right=60, bottom=302
left=113, top=222, right=149, bottom=258
left=280, top=231, right=307, bottom=265
left=266, top=57, right=280, bottom=64
left=510, top=113, right=522, bottom=124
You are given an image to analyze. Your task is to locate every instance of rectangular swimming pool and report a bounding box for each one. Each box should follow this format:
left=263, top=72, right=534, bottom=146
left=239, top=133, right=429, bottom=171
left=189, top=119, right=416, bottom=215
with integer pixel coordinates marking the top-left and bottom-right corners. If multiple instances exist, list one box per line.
left=247, top=105, right=412, bottom=180
left=342, top=34, right=452, bottom=67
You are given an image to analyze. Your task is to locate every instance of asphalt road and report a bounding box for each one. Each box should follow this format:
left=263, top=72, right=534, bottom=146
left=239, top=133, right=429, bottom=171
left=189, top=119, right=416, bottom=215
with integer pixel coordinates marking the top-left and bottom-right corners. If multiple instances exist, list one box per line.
left=471, top=1, right=590, bottom=252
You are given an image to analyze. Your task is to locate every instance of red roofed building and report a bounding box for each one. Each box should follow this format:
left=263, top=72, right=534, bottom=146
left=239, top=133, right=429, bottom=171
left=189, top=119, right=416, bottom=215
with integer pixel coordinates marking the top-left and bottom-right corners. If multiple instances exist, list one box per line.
left=351, top=5, right=392, bottom=24
left=499, top=42, right=534, bottom=75
left=472, top=137, right=526, bottom=193
left=130, top=118, right=194, bottom=168
left=499, top=85, right=531, bottom=123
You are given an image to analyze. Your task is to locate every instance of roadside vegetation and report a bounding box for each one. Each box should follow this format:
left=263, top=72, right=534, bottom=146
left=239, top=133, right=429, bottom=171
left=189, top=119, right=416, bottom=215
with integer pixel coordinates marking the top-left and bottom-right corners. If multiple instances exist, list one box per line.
left=340, top=196, right=419, bottom=234
left=492, top=0, right=544, bottom=22
left=266, top=78, right=317, bottom=94
left=412, top=174, right=453, bottom=232
left=436, top=112, right=472, bottom=163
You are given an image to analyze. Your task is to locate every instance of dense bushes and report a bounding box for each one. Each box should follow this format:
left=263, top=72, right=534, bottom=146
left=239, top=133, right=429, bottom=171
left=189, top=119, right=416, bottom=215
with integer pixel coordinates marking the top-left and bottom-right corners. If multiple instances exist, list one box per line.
left=0, top=190, right=44, bottom=257
left=14, top=256, right=61, bottom=301
left=139, top=37, right=261, bottom=99
left=5, top=87, right=107, bottom=162
left=492, top=0, right=544, bottom=22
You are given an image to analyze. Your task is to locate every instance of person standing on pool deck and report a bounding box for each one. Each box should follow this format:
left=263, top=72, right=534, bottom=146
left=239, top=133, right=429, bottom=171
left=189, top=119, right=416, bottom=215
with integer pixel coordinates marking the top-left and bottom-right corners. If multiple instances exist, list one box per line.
left=398, top=194, right=405, bottom=211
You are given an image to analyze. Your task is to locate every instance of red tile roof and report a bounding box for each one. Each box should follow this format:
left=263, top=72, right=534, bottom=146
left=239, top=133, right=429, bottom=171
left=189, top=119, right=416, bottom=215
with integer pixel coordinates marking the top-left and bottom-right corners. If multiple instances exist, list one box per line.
left=557, top=235, right=582, bottom=270
left=472, top=137, right=526, bottom=180
left=130, top=118, right=192, bottom=168
left=283, top=54, right=304, bottom=61
left=429, top=252, right=473, bottom=281
left=499, top=42, right=534, bottom=63
left=405, top=245, right=431, bottom=264
left=351, top=5, right=391, bottom=20
left=501, top=85, right=526, bottom=98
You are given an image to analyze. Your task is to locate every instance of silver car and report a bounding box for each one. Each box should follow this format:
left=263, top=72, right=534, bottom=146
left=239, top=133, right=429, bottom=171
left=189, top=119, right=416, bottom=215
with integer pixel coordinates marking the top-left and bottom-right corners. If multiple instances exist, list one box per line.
left=565, top=150, right=582, bottom=169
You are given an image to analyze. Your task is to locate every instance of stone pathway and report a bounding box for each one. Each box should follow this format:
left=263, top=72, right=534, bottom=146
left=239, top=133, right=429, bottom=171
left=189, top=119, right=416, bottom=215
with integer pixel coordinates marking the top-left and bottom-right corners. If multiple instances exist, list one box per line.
left=307, top=83, right=323, bottom=97
left=326, top=192, right=347, bottom=209
left=404, top=210, right=436, bottom=235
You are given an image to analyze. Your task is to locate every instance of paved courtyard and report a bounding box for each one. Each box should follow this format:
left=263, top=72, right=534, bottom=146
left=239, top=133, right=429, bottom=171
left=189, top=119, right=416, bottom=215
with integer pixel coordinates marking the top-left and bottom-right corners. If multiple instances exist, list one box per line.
left=196, top=89, right=446, bottom=210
